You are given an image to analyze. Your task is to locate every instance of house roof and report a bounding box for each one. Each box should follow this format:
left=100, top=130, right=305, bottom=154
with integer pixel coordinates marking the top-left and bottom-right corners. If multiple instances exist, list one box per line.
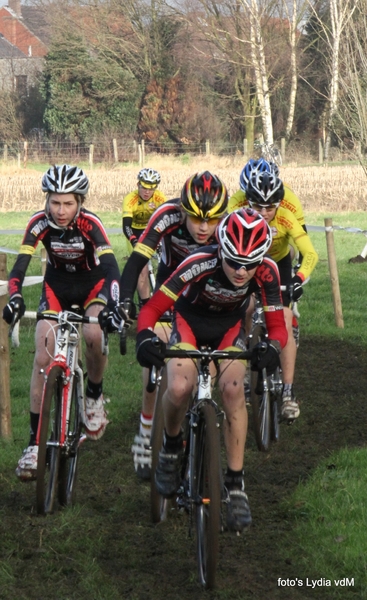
left=21, top=6, right=50, bottom=46
left=0, top=32, right=26, bottom=57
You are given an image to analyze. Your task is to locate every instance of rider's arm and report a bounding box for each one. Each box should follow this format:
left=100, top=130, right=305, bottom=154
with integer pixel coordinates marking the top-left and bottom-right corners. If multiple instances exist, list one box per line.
left=255, top=257, right=288, bottom=349
left=122, top=216, right=138, bottom=246
left=120, top=200, right=181, bottom=301
left=7, top=211, right=45, bottom=295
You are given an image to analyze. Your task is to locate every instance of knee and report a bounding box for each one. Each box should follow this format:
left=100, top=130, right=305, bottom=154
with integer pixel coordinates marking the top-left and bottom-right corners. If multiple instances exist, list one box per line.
left=167, top=376, right=193, bottom=403
left=220, top=378, right=245, bottom=405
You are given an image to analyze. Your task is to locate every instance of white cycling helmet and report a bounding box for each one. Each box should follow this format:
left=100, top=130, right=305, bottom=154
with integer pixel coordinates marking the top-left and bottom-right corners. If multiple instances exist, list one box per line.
left=42, top=164, right=89, bottom=195
left=137, top=168, right=161, bottom=189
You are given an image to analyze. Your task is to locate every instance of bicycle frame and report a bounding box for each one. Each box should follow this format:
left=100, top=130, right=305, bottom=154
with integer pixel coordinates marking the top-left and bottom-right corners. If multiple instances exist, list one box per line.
left=36, top=312, right=84, bottom=449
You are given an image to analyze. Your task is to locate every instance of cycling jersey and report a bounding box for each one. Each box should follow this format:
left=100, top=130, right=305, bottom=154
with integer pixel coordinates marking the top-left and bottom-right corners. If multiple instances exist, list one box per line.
left=122, top=188, right=167, bottom=245
left=8, top=208, right=120, bottom=306
left=120, top=198, right=218, bottom=300
left=229, top=183, right=306, bottom=227
left=137, top=245, right=288, bottom=349
left=266, top=206, right=318, bottom=282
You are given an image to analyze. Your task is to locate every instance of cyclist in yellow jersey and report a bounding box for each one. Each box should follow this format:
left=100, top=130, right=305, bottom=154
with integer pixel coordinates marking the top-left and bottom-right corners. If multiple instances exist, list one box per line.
left=122, top=168, right=167, bottom=306
left=245, top=169, right=318, bottom=422
left=229, top=158, right=306, bottom=227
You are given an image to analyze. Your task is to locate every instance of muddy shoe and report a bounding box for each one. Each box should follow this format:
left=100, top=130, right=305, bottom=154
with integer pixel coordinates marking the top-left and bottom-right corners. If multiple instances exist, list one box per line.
left=281, top=394, right=300, bottom=420
left=84, top=395, right=109, bottom=440
left=155, top=446, right=182, bottom=498
left=15, top=445, right=38, bottom=481
left=348, top=255, right=367, bottom=264
left=131, top=433, right=152, bottom=480
left=227, top=490, right=252, bottom=532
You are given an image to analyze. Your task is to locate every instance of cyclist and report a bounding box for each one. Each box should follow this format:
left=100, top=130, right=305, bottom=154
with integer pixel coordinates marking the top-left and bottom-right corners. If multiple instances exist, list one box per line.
left=122, top=168, right=167, bottom=307
left=119, top=171, right=228, bottom=480
left=245, top=170, right=318, bottom=421
left=229, top=158, right=306, bottom=232
left=135, top=208, right=288, bottom=532
left=2, top=164, right=126, bottom=481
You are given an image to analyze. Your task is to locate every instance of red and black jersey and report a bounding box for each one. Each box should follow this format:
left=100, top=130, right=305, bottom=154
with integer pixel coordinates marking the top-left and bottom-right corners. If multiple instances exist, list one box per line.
left=8, top=208, right=120, bottom=303
left=138, top=245, right=288, bottom=348
left=120, top=199, right=217, bottom=298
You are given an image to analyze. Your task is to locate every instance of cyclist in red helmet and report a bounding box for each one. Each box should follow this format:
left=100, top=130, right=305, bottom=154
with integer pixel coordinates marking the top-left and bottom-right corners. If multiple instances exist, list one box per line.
left=135, top=208, right=288, bottom=532
left=118, top=171, right=228, bottom=480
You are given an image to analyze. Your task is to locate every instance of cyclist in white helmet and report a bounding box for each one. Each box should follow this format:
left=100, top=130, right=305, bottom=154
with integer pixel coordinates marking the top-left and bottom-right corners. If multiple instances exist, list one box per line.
left=122, top=168, right=167, bottom=307
left=3, top=164, right=127, bottom=481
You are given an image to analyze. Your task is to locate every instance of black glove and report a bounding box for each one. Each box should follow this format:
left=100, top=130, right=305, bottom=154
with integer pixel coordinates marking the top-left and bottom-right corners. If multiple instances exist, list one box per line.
left=291, top=275, right=303, bottom=302
left=98, top=301, right=132, bottom=333
left=251, top=340, right=280, bottom=374
left=136, top=329, right=166, bottom=369
left=2, top=294, right=26, bottom=325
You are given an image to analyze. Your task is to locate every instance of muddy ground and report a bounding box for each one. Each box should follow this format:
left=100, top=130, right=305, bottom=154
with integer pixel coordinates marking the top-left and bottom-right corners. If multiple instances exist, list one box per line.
left=1, top=333, right=365, bottom=600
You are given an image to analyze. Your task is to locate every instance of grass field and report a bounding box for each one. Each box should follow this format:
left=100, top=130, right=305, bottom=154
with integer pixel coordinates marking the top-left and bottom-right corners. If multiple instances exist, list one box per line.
left=1, top=163, right=367, bottom=598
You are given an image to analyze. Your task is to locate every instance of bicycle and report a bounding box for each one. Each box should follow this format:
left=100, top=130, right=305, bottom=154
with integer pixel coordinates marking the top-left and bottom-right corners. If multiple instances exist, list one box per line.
left=10, top=308, right=108, bottom=515
left=247, top=293, right=283, bottom=452
left=149, top=344, right=253, bottom=589
left=253, top=140, right=283, bottom=167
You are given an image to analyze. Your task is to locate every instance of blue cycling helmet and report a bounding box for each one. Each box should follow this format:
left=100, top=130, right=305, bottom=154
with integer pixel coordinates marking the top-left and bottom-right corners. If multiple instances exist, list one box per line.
left=239, top=158, right=279, bottom=192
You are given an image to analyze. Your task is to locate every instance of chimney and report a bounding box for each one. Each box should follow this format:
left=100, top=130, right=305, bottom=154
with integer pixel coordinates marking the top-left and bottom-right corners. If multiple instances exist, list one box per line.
left=8, top=0, right=22, bottom=18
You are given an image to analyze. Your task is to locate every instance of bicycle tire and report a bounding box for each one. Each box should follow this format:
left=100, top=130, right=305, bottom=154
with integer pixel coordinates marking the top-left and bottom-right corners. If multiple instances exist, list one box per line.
left=36, top=365, right=63, bottom=515
left=269, top=364, right=282, bottom=442
left=249, top=324, right=271, bottom=452
left=195, top=403, right=221, bottom=589
left=58, top=371, right=82, bottom=507
left=150, top=368, right=169, bottom=523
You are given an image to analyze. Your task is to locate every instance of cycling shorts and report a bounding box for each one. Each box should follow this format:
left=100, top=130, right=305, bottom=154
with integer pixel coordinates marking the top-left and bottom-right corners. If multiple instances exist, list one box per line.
left=169, top=310, right=247, bottom=352
left=38, top=267, right=106, bottom=313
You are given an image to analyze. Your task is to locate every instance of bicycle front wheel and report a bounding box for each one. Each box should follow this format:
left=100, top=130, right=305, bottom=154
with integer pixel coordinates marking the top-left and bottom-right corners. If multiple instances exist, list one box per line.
left=195, top=403, right=221, bottom=590
left=150, top=368, right=169, bottom=523
left=36, top=366, right=63, bottom=515
left=249, top=324, right=271, bottom=452
left=58, top=370, right=83, bottom=507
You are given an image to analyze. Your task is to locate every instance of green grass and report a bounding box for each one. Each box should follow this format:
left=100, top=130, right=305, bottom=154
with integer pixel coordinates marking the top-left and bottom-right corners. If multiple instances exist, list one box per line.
left=1, top=210, right=367, bottom=597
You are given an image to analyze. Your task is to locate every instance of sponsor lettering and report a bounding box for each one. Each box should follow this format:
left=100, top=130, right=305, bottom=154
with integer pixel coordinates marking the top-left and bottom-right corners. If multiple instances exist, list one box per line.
left=30, top=218, right=48, bottom=237
left=154, top=212, right=181, bottom=233
left=256, top=264, right=274, bottom=283
left=78, top=217, right=93, bottom=233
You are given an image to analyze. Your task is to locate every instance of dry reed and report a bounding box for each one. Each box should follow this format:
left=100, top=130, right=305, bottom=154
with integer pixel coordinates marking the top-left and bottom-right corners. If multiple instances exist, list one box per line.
left=0, top=158, right=366, bottom=214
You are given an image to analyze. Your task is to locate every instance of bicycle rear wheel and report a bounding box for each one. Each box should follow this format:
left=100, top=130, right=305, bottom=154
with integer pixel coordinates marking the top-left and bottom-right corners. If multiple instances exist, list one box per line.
left=150, top=368, right=169, bottom=523
left=58, top=371, right=83, bottom=507
left=195, top=403, right=221, bottom=589
left=249, top=324, right=271, bottom=452
left=36, top=366, right=63, bottom=515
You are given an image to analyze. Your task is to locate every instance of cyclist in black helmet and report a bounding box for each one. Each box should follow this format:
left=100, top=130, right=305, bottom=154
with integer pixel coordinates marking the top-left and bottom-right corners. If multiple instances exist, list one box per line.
left=3, top=164, right=127, bottom=481
left=116, top=171, right=228, bottom=480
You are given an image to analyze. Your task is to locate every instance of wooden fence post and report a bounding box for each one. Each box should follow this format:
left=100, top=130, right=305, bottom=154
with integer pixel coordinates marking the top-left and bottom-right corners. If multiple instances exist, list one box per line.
left=0, top=253, right=12, bottom=439
left=141, top=139, right=145, bottom=166
left=318, top=139, right=324, bottom=164
left=89, top=144, right=94, bottom=168
left=138, top=144, right=142, bottom=167
left=17, top=153, right=21, bottom=168
left=205, top=139, right=210, bottom=156
left=324, top=218, right=344, bottom=328
left=3, top=144, right=8, bottom=163
left=113, top=138, right=118, bottom=163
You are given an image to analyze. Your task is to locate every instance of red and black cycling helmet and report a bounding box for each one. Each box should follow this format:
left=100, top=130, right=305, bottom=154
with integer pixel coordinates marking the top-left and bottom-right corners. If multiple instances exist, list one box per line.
left=181, top=171, right=228, bottom=220
left=217, top=208, right=272, bottom=266
left=246, top=171, right=284, bottom=207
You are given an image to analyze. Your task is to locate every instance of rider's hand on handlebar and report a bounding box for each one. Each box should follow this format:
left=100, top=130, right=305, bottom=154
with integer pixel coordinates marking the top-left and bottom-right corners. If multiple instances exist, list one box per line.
left=136, top=329, right=166, bottom=369
left=98, top=301, right=132, bottom=333
left=250, top=339, right=280, bottom=374
left=291, top=275, right=303, bottom=301
left=2, top=294, right=26, bottom=325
